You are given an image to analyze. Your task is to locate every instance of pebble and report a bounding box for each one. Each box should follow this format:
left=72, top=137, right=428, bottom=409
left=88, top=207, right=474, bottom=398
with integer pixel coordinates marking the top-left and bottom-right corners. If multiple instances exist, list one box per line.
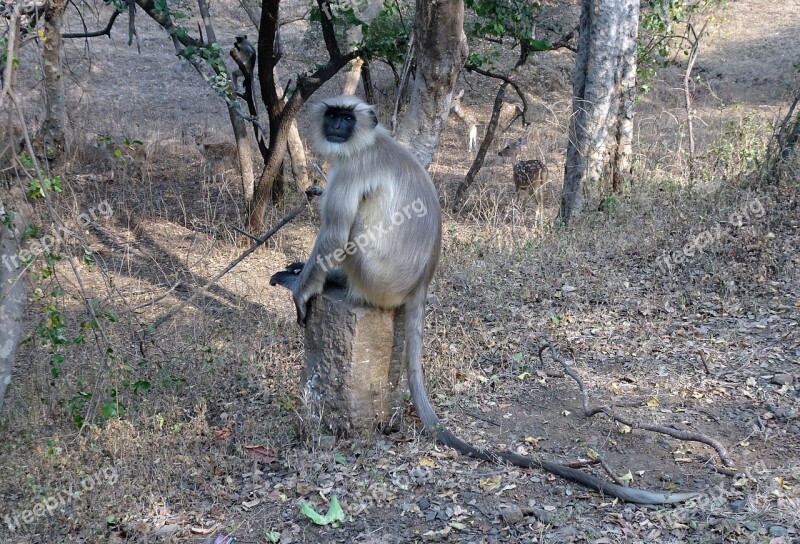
left=769, top=526, right=788, bottom=537
left=418, top=498, right=431, bottom=510
left=772, top=373, right=794, bottom=385
left=730, top=499, right=747, bottom=512
left=501, top=505, right=524, bottom=525
left=530, top=507, right=552, bottom=524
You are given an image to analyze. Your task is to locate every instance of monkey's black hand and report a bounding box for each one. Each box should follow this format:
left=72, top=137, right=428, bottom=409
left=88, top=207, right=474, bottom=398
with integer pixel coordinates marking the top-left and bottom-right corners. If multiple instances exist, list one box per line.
left=293, top=291, right=311, bottom=327
left=269, top=262, right=305, bottom=289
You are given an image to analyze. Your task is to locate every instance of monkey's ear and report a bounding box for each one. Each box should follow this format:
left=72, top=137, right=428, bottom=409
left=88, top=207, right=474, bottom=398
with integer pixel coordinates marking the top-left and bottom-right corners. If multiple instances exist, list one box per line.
left=368, top=110, right=378, bottom=129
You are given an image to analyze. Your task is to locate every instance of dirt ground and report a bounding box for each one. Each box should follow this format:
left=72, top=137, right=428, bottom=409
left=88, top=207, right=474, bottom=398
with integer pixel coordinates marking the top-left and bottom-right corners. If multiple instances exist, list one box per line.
left=1, top=0, right=799, bottom=543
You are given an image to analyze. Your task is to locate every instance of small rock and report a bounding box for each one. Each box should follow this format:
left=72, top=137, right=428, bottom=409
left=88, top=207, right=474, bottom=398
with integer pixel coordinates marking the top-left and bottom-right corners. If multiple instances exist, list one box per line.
left=769, top=526, right=788, bottom=537
left=501, top=505, right=524, bottom=525
left=489, top=527, right=499, bottom=535
left=743, top=520, right=759, bottom=532
left=418, top=498, right=431, bottom=510
left=425, top=511, right=436, bottom=522
left=772, top=374, right=794, bottom=386
left=529, top=507, right=552, bottom=524
left=730, top=499, right=747, bottom=512
left=153, top=525, right=181, bottom=538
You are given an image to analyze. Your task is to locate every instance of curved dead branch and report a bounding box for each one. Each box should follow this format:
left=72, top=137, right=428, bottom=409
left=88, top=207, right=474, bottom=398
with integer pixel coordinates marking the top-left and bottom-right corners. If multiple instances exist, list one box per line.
left=538, top=344, right=736, bottom=468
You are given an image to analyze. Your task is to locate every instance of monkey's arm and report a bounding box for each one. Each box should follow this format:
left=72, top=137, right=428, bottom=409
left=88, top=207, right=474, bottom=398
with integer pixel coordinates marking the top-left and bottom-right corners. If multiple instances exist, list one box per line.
left=290, top=186, right=362, bottom=325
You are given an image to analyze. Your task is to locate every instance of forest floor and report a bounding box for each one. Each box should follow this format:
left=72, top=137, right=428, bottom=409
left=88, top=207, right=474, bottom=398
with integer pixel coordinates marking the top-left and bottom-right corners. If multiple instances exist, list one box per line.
left=1, top=0, right=799, bottom=543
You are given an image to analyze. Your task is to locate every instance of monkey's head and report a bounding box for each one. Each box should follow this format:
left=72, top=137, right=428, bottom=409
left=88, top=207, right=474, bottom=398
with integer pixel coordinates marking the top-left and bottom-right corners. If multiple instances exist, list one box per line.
left=313, top=95, right=381, bottom=158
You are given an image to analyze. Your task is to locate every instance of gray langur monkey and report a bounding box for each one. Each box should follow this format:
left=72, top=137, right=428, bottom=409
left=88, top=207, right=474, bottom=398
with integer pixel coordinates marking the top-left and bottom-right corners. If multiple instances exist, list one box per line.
left=270, top=95, right=696, bottom=505
left=230, top=34, right=256, bottom=94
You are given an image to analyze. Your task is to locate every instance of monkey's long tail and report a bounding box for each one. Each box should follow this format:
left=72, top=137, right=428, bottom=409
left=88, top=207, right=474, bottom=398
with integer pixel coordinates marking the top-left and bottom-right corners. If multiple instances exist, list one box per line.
left=403, top=295, right=698, bottom=505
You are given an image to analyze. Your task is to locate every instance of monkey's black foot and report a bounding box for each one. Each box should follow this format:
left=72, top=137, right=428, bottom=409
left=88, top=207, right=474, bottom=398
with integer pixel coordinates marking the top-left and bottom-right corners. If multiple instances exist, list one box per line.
left=269, top=262, right=305, bottom=289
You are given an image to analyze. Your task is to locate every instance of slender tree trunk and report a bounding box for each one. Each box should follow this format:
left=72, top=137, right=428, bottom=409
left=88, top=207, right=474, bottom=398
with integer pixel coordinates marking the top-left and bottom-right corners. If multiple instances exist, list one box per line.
left=197, top=0, right=255, bottom=215
left=342, top=58, right=365, bottom=95
left=396, top=0, right=468, bottom=169
left=609, top=0, right=639, bottom=193
left=0, top=188, right=30, bottom=412
left=41, top=0, right=66, bottom=160
left=341, top=0, right=383, bottom=96
left=286, top=120, right=310, bottom=191
left=682, top=21, right=707, bottom=185
left=560, top=0, right=639, bottom=222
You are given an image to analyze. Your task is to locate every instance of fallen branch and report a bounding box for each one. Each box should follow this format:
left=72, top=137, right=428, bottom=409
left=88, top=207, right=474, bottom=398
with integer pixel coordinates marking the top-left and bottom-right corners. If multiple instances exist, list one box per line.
left=538, top=344, right=735, bottom=469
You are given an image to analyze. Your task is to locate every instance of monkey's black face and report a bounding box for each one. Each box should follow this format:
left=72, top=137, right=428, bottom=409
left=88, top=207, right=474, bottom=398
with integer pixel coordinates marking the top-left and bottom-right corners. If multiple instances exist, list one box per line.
left=323, top=107, right=357, bottom=143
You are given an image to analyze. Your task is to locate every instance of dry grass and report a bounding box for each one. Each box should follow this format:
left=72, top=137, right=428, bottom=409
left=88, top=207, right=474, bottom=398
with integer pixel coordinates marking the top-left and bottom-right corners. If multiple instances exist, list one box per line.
left=1, top=0, right=799, bottom=542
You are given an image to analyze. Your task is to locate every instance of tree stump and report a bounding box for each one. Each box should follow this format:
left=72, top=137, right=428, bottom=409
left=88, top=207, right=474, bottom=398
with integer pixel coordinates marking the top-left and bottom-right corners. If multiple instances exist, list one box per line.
left=302, top=287, right=407, bottom=435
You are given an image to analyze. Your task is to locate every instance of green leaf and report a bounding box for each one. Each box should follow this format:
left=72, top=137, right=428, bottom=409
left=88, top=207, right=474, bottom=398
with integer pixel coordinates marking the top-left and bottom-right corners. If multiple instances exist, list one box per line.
left=100, top=400, right=126, bottom=419
left=132, top=380, right=151, bottom=395
left=300, top=495, right=345, bottom=527
left=265, top=530, right=281, bottom=543
left=333, top=453, right=347, bottom=465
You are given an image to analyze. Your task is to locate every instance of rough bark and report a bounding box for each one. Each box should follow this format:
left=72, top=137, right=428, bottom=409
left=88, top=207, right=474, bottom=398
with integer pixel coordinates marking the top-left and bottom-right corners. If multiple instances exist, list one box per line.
left=302, top=288, right=406, bottom=433
left=560, top=0, right=639, bottom=222
left=395, top=0, right=468, bottom=169
left=40, top=0, right=66, bottom=160
left=0, top=188, right=30, bottom=412
left=610, top=1, right=639, bottom=193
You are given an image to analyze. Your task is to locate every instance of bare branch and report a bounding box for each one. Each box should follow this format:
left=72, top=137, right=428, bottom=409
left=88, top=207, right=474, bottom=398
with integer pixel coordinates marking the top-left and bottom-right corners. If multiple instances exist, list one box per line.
left=62, top=10, right=119, bottom=39
left=151, top=186, right=322, bottom=330
left=538, top=344, right=736, bottom=468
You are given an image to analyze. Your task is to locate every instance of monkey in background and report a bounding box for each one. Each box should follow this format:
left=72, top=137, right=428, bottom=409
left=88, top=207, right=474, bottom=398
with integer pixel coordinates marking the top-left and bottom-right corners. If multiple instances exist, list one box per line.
left=230, top=34, right=256, bottom=95
left=270, top=95, right=695, bottom=505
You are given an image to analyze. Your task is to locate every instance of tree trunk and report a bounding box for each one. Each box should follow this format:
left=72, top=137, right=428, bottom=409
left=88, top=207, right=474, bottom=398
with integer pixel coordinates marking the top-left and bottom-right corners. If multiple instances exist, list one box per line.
left=40, top=0, right=66, bottom=160
left=341, top=58, right=365, bottom=95
left=0, top=188, right=30, bottom=412
left=247, top=0, right=356, bottom=233
left=395, top=0, right=468, bottom=169
left=287, top=120, right=310, bottom=192
left=610, top=1, right=639, bottom=193
left=560, top=0, right=640, bottom=222
left=196, top=0, right=256, bottom=215
left=341, top=0, right=383, bottom=96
